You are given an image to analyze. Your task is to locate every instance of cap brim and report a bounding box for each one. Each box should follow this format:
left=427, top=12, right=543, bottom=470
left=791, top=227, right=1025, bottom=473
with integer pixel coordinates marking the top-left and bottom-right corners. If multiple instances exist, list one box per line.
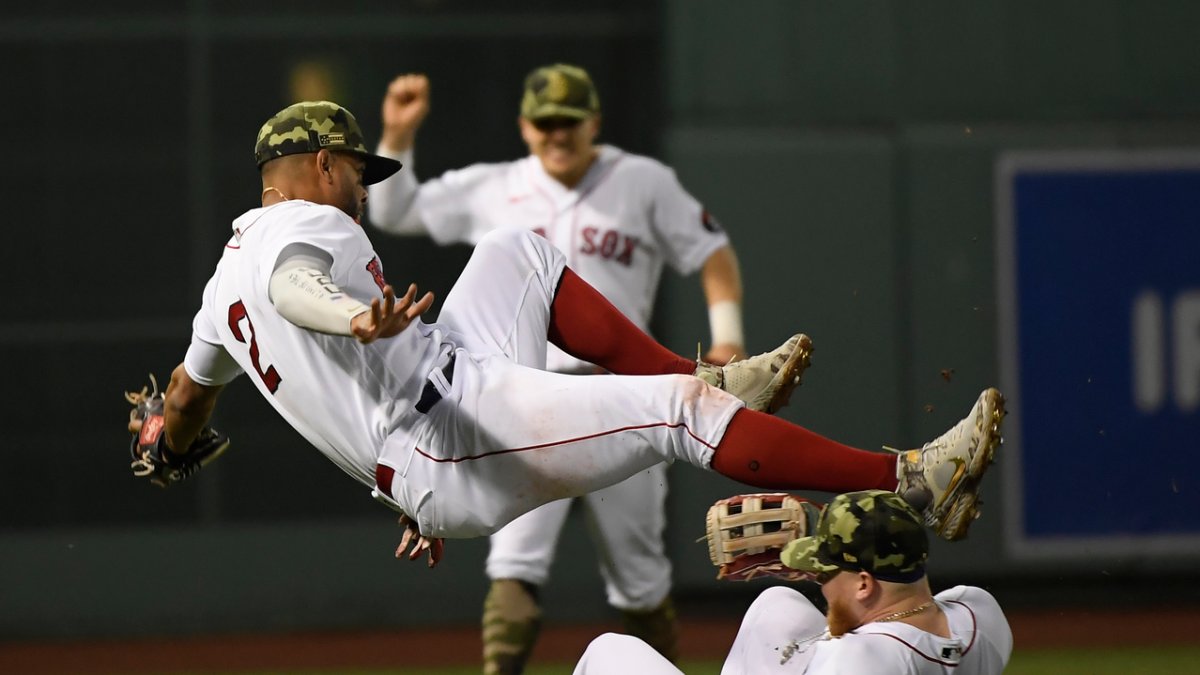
left=362, top=153, right=403, bottom=186
left=780, top=536, right=839, bottom=573
left=523, top=104, right=594, bottom=121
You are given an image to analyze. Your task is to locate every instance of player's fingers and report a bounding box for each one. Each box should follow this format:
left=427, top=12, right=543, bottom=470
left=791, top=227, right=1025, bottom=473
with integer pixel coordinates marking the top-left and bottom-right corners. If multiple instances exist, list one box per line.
left=396, top=530, right=415, bottom=558
left=428, top=539, right=444, bottom=568
left=394, top=283, right=418, bottom=314
left=409, top=536, right=430, bottom=561
left=380, top=285, right=398, bottom=317
left=387, top=75, right=413, bottom=98
left=408, top=291, right=435, bottom=319
left=388, top=74, right=428, bottom=100
left=364, top=296, right=384, bottom=331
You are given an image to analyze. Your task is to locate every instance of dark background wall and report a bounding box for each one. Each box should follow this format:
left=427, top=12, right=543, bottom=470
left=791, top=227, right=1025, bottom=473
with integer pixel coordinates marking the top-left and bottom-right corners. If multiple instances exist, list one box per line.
left=3, top=0, right=1199, bottom=640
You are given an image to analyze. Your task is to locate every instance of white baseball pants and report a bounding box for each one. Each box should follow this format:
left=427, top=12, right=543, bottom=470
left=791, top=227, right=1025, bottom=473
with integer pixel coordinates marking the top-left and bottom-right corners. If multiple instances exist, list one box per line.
left=380, top=228, right=743, bottom=539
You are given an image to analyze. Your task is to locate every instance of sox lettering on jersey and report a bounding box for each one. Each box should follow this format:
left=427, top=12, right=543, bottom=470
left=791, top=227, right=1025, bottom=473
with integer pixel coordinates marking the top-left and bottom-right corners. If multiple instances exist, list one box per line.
left=580, top=226, right=637, bottom=267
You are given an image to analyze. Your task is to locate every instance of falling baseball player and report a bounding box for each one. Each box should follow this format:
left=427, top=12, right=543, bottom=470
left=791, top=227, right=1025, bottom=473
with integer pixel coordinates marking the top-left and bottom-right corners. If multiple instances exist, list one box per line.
left=125, top=100, right=1004, bottom=613
left=367, top=63, right=747, bottom=670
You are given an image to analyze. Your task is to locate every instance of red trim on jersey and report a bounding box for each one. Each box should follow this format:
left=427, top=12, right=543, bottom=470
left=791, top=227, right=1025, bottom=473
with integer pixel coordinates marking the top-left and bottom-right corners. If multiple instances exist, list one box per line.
left=226, top=207, right=277, bottom=248
left=944, top=599, right=979, bottom=654
left=852, top=633, right=961, bottom=666
left=413, top=420, right=715, bottom=464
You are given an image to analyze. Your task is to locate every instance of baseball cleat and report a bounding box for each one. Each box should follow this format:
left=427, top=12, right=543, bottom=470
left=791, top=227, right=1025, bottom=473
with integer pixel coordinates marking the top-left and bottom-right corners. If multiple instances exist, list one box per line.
left=894, top=387, right=1005, bottom=541
left=694, top=333, right=813, bottom=414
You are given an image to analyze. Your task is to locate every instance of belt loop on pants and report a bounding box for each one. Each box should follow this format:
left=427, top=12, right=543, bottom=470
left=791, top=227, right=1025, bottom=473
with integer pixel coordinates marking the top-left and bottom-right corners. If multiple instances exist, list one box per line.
left=415, top=352, right=456, bottom=414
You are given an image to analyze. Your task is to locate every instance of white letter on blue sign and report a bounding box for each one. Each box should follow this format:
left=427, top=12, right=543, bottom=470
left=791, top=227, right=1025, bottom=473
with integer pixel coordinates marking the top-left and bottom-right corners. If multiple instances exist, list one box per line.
left=1133, top=290, right=1165, bottom=413
left=1173, top=291, right=1200, bottom=413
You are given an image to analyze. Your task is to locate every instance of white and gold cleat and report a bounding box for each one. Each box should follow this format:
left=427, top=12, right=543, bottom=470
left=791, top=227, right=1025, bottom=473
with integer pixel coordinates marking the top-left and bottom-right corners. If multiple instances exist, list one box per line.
left=895, top=387, right=1006, bottom=541
left=694, top=334, right=813, bottom=414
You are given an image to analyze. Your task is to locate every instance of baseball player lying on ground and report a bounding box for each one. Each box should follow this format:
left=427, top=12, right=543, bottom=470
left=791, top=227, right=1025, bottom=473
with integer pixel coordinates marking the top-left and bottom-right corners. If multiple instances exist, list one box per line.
left=125, top=100, right=1005, bottom=572
left=573, top=490, right=1013, bottom=674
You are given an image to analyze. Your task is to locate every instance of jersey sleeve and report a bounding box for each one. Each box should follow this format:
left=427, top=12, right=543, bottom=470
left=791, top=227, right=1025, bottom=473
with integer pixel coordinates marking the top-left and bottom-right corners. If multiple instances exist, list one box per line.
left=184, top=272, right=244, bottom=386
left=937, top=585, right=1014, bottom=666
left=645, top=161, right=731, bottom=275
left=366, top=148, right=425, bottom=235
left=412, top=162, right=506, bottom=245
left=183, top=333, right=243, bottom=386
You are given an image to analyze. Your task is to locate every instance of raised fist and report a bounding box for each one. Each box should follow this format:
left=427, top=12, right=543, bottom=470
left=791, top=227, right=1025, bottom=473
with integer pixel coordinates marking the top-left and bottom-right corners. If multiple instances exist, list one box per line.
left=380, top=73, right=431, bottom=152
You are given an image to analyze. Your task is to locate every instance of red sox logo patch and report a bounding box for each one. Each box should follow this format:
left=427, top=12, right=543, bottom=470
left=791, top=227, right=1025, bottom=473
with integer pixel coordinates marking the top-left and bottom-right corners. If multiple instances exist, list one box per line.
left=701, top=208, right=724, bottom=233
left=366, top=257, right=387, bottom=292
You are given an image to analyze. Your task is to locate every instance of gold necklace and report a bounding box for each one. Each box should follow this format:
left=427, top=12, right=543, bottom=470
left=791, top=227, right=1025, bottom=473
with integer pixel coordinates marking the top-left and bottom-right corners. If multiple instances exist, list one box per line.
left=874, top=600, right=934, bottom=623
left=261, top=186, right=290, bottom=201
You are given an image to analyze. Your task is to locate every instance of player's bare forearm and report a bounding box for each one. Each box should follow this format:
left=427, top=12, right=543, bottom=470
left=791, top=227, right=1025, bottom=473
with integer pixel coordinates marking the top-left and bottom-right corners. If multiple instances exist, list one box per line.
left=702, top=245, right=743, bottom=305
left=163, top=363, right=224, bottom=455
left=701, top=245, right=746, bottom=363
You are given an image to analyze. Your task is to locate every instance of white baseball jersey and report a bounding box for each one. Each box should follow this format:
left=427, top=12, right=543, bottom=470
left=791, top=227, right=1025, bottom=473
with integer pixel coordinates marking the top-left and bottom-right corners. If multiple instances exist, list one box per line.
left=184, top=212, right=743, bottom=539
left=368, top=144, right=731, bottom=372
left=720, top=585, right=1013, bottom=675
left=184, top=201, right=453, bottom=488
left=574, top=585, right=1012, bottom=675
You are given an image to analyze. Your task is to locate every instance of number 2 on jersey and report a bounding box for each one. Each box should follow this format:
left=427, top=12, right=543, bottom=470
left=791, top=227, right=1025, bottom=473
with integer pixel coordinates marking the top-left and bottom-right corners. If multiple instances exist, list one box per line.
left=228, top=300, right=282, bottom=393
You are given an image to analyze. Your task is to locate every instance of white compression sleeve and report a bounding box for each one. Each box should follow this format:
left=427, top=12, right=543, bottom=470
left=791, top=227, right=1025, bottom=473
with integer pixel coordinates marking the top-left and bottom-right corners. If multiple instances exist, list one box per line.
left=269, top=252, right=370, bottom=336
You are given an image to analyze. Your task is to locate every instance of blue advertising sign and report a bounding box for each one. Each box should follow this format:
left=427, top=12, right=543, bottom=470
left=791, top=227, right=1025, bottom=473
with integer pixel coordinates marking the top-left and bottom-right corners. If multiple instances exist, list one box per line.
left=996, top=151, right=1200, bottom=558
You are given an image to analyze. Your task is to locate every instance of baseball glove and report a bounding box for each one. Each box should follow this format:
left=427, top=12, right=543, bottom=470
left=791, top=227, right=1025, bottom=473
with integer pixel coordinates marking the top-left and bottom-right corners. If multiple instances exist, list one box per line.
left=125, top=375, right=231, bottom=487
left=705, top=492, right=823, bottom=581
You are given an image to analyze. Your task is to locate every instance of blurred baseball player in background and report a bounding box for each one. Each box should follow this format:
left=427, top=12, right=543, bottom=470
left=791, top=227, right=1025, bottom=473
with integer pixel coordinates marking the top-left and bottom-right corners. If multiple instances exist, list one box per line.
left=573, top=490, right=1013, bottom=675
left=368, top=63, right=746, bottom=672
left=129, top=101, right=1003, bottom=663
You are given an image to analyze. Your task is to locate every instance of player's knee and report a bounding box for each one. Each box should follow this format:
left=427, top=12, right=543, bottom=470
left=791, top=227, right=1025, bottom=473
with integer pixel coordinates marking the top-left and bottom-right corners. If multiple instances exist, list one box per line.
left=745, top=586, right=808, bottom=621
left=477, top=226, right=538, bottom=254
left=477, top=227, right=561, bottom=275
left=672, top=373, right=713, bottom=407
left=584, top=632, right=641, bottom=654
left=740, top=585, right=825, bottom=637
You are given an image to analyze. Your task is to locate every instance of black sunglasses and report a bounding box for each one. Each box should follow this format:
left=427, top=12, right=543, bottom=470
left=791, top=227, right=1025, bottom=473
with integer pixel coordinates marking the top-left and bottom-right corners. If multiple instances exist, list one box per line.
left=531, top=116, right=584, bottom=132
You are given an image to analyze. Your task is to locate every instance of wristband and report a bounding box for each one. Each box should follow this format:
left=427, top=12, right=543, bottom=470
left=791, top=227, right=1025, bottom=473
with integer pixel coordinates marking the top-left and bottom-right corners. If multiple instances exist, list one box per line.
left=708, top=300, right=744, bottom=350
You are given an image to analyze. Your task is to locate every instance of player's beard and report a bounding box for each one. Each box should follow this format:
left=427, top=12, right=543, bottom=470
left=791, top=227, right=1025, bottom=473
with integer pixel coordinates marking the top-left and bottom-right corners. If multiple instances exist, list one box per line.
left=826, top=596, right=860, bottom=637
left=339, top=192, right=364, bottom=223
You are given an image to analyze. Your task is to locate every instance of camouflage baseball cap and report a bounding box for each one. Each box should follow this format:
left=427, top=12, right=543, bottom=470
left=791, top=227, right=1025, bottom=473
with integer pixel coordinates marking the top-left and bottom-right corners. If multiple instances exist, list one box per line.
left=254, top=100, right=402, bottom=186
left=781, top=490, right=929, bottom=583
left=519, top=64, right=600, bottom=120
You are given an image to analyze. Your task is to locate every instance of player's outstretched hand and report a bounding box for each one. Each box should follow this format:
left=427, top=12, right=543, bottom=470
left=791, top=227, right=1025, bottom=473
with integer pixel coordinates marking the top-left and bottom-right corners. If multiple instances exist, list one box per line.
left=380, top=73, right=430, bottom=153
left=395, top=514, right=444, bottom=568
left=351, top=283, right=434, bottom=344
